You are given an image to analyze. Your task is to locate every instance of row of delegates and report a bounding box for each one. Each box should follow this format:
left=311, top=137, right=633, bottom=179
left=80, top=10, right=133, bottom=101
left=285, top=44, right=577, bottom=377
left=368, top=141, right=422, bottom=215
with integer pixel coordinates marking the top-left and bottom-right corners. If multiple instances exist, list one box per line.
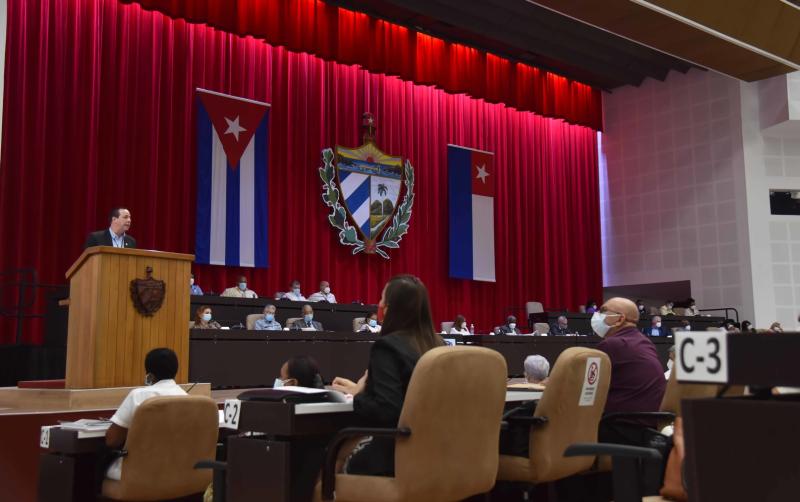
left=280, top=280, right=337, bottom=303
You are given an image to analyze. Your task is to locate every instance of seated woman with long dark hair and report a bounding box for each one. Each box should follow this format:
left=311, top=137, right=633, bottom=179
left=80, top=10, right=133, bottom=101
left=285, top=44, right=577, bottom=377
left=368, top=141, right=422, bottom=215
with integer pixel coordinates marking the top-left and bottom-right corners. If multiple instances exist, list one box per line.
left=332, top=274, right=443, bottom=476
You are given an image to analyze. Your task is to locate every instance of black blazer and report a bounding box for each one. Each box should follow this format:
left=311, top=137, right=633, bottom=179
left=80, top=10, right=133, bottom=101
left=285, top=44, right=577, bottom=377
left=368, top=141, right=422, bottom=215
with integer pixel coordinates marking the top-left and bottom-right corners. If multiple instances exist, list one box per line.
left=83, top=230, right=137, bottom=250
left=290, top=319, right=324, bottom=331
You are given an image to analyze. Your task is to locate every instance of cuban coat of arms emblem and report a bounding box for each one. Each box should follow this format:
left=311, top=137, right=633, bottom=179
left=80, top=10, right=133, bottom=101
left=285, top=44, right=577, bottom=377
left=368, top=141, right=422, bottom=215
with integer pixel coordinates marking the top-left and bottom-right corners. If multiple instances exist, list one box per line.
left=319, top=113, right=414, bottom=259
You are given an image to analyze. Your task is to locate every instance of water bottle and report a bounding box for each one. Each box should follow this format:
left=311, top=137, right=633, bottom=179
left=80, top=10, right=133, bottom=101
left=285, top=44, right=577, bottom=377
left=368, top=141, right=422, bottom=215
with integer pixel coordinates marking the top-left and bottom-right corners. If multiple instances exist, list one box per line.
left=469, top=323, right=475, bottom=335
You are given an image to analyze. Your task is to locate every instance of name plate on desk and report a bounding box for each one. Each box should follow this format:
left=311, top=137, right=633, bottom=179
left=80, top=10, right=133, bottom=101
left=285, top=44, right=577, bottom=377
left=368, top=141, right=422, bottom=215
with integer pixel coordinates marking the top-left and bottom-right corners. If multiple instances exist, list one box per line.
left=675, top=331, right=728, bottom=383
left=222, top=399, right=242, bottom=430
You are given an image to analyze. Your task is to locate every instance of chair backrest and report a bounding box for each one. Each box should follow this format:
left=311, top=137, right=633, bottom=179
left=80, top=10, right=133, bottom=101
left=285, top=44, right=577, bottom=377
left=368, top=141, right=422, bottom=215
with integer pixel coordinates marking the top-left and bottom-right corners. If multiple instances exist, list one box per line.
left=286, top=317, right=301, bottom=329
left=659, top=369, right=721, bottom=416
left=246, top=314, right=262, bottom=330
left=525, top=302, right=544, bottom=315
left=395, top=346, right=507, bottom=500
left=352, top=317, right=366, bottom=332
left=528, top=347, right=611, bottom=483
left=673, top=307, right=686, bottom=316
left=534, top=322, right=550, bottom=334
left=440, top=321, right=454, bottom=333
left=112, top=396, right=218, bottom=500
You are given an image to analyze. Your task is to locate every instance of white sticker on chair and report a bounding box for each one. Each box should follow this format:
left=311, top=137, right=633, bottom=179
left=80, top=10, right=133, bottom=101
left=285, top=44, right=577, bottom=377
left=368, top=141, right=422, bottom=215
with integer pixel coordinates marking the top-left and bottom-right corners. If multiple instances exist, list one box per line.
left=579, top=357, right=601, bottom=406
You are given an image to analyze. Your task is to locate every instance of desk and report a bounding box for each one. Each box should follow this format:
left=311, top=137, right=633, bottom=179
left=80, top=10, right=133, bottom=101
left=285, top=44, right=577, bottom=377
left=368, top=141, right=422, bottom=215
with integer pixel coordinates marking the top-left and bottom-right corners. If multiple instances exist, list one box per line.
left=190, top=296, right=376, bottom=332
left=225, top=390, right=543, bottom=502
left=532, top=312, right=725, bottom=335
left=38, top=428, right=106, bottom=502
left=190, top=332, right=675, bottom=388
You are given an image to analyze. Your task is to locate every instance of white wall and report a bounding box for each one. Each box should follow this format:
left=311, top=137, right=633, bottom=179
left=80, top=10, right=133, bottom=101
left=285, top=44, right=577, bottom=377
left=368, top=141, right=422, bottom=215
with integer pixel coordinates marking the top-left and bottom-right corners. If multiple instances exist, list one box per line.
left=601, top=68, right=754, bottom=322
left=741, top=74, right=800, bottom=329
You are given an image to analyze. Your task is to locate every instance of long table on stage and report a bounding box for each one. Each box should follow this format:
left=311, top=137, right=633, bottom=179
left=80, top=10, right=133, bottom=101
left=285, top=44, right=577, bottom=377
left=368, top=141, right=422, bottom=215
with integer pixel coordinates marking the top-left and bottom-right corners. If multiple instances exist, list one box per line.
left=190, top=330, right=675, bottom=388
left=189, top=296, right=376, bottom=332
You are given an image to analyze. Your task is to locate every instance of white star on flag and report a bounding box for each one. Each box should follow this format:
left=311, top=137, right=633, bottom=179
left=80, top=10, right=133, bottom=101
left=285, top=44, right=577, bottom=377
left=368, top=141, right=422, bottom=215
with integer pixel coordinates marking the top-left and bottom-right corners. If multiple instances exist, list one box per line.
left=224, top=116, right=246, bottom=141
left=476, top=164, right=490, bottom=183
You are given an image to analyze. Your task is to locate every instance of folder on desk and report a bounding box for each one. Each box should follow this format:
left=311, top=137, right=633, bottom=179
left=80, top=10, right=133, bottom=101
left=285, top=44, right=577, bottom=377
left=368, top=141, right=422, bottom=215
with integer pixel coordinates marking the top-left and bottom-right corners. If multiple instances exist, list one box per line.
left=238, top=387, right=347, bottom=404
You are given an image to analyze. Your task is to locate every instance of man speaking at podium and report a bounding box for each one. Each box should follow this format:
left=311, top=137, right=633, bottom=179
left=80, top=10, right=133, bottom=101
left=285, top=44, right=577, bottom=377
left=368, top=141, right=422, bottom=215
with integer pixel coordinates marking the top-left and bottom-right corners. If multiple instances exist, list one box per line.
left=84, top=207, right=137, bottom=249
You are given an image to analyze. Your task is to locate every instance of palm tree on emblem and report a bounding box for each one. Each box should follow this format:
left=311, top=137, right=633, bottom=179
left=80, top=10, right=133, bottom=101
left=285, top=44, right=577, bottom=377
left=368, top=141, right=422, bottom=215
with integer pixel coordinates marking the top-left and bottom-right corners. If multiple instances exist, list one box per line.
left=377, top=183, right=388, bottom=197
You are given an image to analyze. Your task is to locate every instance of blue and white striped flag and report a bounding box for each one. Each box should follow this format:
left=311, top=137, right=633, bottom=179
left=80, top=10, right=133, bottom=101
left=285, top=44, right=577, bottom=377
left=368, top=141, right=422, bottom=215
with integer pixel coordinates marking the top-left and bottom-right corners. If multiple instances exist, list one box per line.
left=195, top=89, right=270, bottom=268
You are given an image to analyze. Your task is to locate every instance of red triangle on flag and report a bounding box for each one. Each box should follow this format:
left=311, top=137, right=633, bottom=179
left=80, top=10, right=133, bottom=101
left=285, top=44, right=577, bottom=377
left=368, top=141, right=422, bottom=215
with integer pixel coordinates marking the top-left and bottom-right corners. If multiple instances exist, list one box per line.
left=197, top=89, right=270, bottom=169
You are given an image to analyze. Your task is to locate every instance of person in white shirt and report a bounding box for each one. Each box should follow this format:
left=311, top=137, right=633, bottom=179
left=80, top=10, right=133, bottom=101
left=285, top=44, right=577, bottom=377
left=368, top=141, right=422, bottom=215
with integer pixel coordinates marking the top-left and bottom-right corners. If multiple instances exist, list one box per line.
left=664, top=345, right=675, bottom=380
left=105, top=348, right=187, bottom=481
left=358, top=312, right=382, bottom=333
left=308, top=281, right=337, bottom=303
left=683, top=298, right=700, bottom=316
left=281, top=280, right=306, bottom=301
left=221, top=275, right=258, bottom=298
left=449, top=315, right=470, bottom=335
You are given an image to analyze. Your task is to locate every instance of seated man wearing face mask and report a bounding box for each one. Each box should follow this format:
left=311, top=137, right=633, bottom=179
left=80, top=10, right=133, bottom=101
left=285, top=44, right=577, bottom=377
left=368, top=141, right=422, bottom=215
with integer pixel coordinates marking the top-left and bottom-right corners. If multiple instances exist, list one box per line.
left=358, top=312, right=382, bottom=333
left=497, top=315, right=522, bottom=335
left=592, top=297, right=667, bottom=444
left=291, top=304, right=323, bottom=331
left=642, top=315, right=665, bottom=337
left=254, top=304, right=282, bottom=331
left=104, top=348, right=187, bottom=480
left=308, top=280, right=337, bottom=303
left=274, top=356, right=325, bottom=389
left=221, top=275, right=258, bottom=298
left=281, top=280, right=306, bottom=301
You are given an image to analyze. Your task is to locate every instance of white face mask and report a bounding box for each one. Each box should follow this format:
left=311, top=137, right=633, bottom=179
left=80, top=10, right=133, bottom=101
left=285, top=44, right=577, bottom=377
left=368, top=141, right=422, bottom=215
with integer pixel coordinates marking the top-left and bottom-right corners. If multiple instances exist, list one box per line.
left=591, top=312, right=618, bottom=338
left=144, top=373, right=155, bottom=386
left=667, top=359, right=674, bottom=371
left=656, top=322, right=662, bottom=328
left=190, top=278, right=194, bottom=286
left=273, top=378, right=284, bottom=388
left=293, top=287, right=301, bottom=295
left=508, top=323, right=517, bottom=330
left=323, top=287, right=331, bottom=294
left=684, top=325, right=691, bottom=331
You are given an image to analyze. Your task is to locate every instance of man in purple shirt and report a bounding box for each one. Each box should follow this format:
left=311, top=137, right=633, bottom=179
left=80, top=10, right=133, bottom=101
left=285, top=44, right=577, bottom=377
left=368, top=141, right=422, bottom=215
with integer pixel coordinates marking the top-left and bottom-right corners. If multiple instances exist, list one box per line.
left=591, top=297, right=667, bottom=445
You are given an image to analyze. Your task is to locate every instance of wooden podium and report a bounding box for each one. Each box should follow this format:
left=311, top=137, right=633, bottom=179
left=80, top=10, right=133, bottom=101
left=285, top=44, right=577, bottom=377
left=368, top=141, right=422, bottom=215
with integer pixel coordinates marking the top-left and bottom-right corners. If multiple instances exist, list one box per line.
left=64, top=247, right=194, bottom=389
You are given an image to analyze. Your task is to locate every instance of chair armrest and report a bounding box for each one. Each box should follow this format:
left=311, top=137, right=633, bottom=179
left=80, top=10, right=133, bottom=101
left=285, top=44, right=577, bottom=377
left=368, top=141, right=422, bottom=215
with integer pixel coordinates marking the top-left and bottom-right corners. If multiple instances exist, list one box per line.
left=564, top=443, right=662, bottom=460
left=506, top=415, right=548, bottom=426
left=194, top=460, right=227, bottom=471
left=322, top=427, right=411, bottom=501
left=600, top=411, right=676, bottom=424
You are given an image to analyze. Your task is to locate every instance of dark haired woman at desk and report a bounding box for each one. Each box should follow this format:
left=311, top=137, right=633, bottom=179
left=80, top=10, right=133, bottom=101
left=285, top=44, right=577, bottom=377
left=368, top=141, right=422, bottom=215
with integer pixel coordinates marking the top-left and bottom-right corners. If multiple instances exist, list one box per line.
left=332, top=274, right=443, bottom=476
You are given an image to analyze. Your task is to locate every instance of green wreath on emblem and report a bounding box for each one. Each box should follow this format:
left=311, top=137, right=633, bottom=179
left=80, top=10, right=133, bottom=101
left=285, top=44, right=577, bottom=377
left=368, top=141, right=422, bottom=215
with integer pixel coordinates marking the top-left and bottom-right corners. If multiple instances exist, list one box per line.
left=319, top=148, right=415, bottom=259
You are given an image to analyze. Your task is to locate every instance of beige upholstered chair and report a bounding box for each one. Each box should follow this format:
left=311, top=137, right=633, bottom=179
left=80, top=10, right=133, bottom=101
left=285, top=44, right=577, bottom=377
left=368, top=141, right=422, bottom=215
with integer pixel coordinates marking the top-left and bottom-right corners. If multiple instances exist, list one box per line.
left=534, top=323, right=550, bottom=335
left=497, top=347, right=611, bottom=484
left=440, top=321, right=454, bottom=333
left=101, top=396, right=219, bottom=501
left=525, top=302, right=544, bottom=316
left=189, top=321, right=195, bottom=329
left=320, top=346, right=507, bottom=501
left=246, top=314, right=263, bottom=330
left=352, top=317, right=366, bottom=332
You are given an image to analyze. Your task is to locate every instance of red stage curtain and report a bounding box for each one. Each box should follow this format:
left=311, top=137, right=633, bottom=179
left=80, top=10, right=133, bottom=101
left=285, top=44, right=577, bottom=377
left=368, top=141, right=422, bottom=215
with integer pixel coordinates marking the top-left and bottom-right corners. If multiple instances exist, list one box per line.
left=120, top=0, right=603, bottom=130
left=0, top=0, right=602, bottom=344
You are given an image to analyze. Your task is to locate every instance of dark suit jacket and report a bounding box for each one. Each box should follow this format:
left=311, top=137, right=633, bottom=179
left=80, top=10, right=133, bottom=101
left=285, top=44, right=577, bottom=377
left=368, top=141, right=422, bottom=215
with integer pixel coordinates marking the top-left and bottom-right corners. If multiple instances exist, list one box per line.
left=642, top=327, right=666, bottom=337
left=291, top=319, right=324, bottom=331
left=348, top=333, right=420, bottom=475
left=550, top=324, right=570, bottom=336
left=83, top=230, right=137, bottom=249
left=497, top=325, right=522, bottom=335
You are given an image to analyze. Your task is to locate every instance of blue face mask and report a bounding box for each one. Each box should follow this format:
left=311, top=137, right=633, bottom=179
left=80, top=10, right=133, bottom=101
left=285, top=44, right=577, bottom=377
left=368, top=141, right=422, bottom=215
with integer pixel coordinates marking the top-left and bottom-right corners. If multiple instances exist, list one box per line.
left=293, top=287, right=301, bottom=295
left=273, top=378, right=284, bottom=388
left=265, top=313, right=275, bottom=322
left=202, top=313, right=212, bottom=322
left=304, top=314, right=313, bottom=323
left=368, top=319, right=378, bottom=327
left=238, top=282, right=247, bottom=291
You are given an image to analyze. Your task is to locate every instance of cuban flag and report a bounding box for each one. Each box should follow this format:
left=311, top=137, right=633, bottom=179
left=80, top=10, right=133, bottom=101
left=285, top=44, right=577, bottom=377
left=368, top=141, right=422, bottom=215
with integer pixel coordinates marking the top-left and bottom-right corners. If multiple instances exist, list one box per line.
left=448, top=145, right=495, bottom=282
left=195, top=89, right=270, bottom=268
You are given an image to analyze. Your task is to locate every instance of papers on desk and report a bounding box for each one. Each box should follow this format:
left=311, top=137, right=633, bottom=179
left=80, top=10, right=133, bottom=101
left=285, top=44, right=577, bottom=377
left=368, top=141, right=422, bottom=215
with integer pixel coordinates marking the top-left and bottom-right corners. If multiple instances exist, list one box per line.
left=280, top=386, right=349, bottom=403
left=58, top=419, right=112, bottom=438
left=507, top=383, right=546, bottom=391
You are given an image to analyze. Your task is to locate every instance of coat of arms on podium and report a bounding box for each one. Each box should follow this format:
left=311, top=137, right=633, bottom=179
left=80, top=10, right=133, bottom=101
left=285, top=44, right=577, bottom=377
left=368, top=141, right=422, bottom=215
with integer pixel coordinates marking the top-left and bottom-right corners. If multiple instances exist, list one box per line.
left=319, top=113, right=415, bottom=259
left=130, top=266, right=165, bottom=316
